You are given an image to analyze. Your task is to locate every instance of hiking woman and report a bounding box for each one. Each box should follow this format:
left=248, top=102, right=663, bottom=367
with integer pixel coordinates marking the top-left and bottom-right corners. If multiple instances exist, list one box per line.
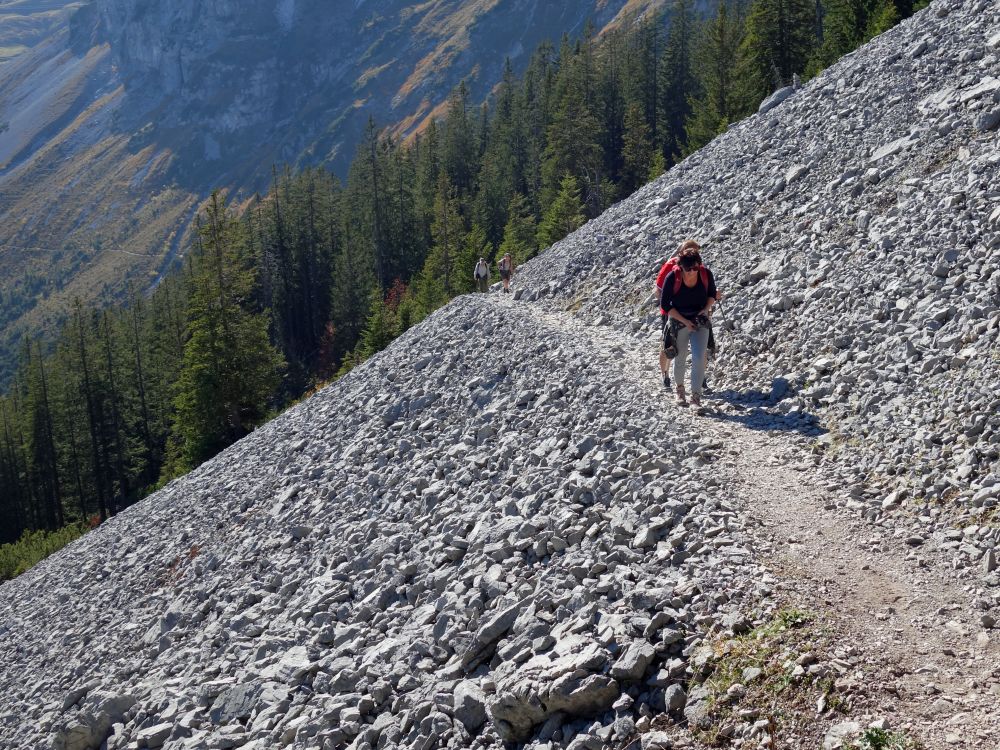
left=655, top=239, right=701, bottom=388
left=474, top=257, right=490, bottom=292
left=660, top=246, right=717, bottom=407
left=498, top=253, right=514, bottom=294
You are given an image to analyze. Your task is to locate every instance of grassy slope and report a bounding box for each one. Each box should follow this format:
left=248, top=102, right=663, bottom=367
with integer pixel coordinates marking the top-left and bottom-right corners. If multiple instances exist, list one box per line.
left=0, top=1, right=82, bottom=53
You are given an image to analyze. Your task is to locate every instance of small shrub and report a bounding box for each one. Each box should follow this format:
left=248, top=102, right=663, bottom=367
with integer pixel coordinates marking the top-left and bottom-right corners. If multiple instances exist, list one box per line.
left=693, top=607, right=825, bottom=746
left=0, top=523, right=89, bottom=582
left=849, top=727, right=917, bottom=750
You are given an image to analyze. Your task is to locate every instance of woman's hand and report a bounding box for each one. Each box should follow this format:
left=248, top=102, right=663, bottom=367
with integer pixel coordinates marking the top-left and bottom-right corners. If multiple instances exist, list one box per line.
left=681, top=316, right=696, bottom=331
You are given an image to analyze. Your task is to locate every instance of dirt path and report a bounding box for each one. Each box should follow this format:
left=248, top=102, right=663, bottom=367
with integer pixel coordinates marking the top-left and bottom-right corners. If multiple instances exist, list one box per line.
left=521, top=299, right=1000, bottom=749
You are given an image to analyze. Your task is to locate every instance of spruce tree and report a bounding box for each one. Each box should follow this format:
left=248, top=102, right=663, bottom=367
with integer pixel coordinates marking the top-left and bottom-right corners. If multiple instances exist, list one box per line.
left=621, top=102, right=655, bottom=196
left=499, top=194, right=539, bottom=266
left=69, top=301, right=112, bottom=520
left=537, top=173, right=586, bottom=248
left=98, top=311, right=130, bottom=511
left=330, top=221, right=375, bottom=361
left=648, top=151, right=667, bottom=181
left=595, top=25, right=628, bottom=192
left=737, top=0, right=817, bottom=110
left=442, top=82, right=477, bottom=197
left=414, top=122, right=440, bottom=236
left=357, top=289, right=399, bottom=360
left=422, top=176, right=466, bottom=298
left=659, top=0, right=699, bottom=162
left=541, top=39, right=602, bottom=214
left=520, top=41, right=557, bottom=210
left=865, top=0, right=900, bottom=38
left=22, top=343, right=62, bottom=530
left=404, top=271, right=448, bottom=325
left=0, top=399, right=26, bottom=542
left=685, top=2, right=745, bottom=153
left=632, top=18, right=662, bottom=144
left=172, top=192, right=284, bottom=470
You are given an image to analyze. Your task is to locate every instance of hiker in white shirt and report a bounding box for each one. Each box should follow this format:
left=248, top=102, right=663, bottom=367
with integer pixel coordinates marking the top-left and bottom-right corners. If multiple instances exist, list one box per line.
left=474, top=258, right=490, bottom=292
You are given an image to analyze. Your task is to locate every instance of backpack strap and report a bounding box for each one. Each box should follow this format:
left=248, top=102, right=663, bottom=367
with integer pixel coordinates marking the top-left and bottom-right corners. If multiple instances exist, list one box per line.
left=672, top=267, right=711, bottom=295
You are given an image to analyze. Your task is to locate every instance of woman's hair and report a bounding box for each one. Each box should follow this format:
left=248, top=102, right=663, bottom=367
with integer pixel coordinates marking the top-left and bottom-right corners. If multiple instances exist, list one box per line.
left=678, top=239, right=700, bottom=254
left=678, top=245, right=702, bottom=269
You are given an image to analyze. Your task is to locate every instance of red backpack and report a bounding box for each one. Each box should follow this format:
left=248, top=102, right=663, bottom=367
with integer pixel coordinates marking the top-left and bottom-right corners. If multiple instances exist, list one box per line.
left=656, top=258, right=710, bottom=295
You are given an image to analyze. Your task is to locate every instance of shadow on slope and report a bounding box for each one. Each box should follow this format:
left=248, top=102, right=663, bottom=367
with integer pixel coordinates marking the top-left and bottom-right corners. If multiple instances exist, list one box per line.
left=706, top=388, right=827, bottom=437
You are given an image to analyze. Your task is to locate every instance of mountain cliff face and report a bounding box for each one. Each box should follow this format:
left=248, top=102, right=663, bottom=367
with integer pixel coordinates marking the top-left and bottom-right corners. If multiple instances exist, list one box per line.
left=0, top=0, right=83, bottom=63
left=0, top=0, right=663, bottom=382
left=79, top=0, right=664, bottom=177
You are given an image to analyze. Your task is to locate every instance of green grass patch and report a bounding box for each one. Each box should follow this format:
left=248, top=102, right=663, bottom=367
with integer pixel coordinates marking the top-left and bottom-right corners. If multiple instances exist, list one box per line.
left=847, top=727, right=920, bottom=750
left=691, top=607, right=846, bottom=747
left=0, top=522, right=89, bottom=582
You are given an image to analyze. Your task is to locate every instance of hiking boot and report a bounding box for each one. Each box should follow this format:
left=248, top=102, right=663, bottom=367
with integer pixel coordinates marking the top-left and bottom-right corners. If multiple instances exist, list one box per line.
left=691, top=392, right=702, bottom=407
left=675, top=386, right=687, bottom=405
left=662, top=372, right=670, bottom=389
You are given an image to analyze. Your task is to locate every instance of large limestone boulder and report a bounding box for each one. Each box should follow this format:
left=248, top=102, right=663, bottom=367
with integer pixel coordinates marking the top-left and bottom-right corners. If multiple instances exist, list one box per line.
left=489, top=635, right=620, bottom=741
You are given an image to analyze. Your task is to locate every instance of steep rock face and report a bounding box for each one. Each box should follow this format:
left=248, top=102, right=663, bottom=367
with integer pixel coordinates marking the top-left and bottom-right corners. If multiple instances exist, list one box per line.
left=0, top=0, right=82, bottom=64
left=79, top=0, right=669, bottom=175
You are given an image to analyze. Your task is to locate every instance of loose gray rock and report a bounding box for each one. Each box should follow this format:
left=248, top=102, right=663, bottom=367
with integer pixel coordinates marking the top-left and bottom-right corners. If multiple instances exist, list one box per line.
left=454, top=681, right=489, bottom=733
left=824, top=720, right=862, bottom=749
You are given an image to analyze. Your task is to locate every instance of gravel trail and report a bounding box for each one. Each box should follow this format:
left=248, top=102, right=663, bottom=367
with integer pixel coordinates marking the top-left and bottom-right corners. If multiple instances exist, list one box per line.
left=521, top=294, right=1000, bottom=748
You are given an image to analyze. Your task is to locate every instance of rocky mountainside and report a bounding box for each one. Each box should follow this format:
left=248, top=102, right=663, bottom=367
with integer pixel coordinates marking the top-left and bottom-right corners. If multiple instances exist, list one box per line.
left=0, top=0, right=665, bottom=381
left=1, top=1, right=999, bottom=749
left=517, top=0, right=1000, bottom=539
left=0, top=0, right=82, bottom=64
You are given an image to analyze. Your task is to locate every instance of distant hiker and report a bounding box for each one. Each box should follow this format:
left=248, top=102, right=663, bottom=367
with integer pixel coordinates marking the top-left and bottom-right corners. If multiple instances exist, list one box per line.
left=660, top=246, right=717, bottom=407
left=498, top=253, right=514, bottom=294
left=655, top=239, right=701, bottom=389
left=474, top=257, right=490, bottom=292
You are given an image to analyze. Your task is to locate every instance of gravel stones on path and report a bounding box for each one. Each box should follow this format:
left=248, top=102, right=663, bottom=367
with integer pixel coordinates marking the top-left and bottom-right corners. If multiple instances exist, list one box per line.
left=534, top=301, right=1000, bottom=748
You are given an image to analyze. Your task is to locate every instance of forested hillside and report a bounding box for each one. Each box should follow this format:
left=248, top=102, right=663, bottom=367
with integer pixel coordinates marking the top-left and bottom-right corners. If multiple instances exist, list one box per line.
left=0, top=0, right=924, bottom=566
left=0, top=0, right=667, bottom=387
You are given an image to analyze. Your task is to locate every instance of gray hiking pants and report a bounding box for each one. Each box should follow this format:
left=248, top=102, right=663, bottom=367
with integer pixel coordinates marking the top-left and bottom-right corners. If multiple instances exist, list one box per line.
left=673, top=325, right=710, bottom=396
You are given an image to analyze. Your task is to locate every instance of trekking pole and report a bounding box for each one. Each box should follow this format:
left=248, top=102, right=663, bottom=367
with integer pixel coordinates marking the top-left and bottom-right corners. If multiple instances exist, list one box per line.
left=716, top=299, right=735, bottom=332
